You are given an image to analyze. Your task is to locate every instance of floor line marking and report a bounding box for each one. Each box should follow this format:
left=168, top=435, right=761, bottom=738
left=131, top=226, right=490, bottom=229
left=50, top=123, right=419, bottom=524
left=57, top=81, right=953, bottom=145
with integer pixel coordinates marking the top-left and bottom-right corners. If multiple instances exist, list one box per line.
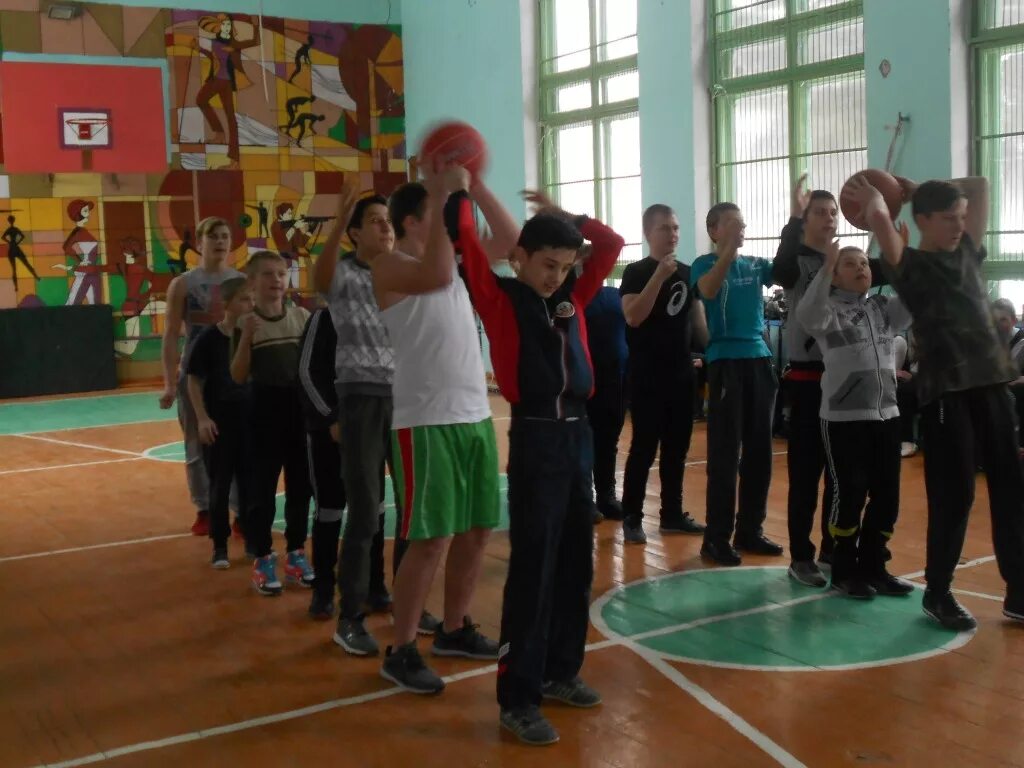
left=0, top=457, right=145, bottom=476
left=899, top=554, right=997, bottom=582
left=906, top=579, right=1005, bottom=604
left=7, top=417, right=174, bottom=437
left=0, top=533, right=193, bottom=563
left=10, top=433, right=144, bottom=458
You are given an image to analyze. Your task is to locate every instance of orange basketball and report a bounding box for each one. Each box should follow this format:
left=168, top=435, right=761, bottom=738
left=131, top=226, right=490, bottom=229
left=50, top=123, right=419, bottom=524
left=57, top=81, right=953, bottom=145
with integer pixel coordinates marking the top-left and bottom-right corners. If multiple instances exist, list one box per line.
left=840, top=169, right=904, bottom=231
left=419, top=121, right=489, bottom=177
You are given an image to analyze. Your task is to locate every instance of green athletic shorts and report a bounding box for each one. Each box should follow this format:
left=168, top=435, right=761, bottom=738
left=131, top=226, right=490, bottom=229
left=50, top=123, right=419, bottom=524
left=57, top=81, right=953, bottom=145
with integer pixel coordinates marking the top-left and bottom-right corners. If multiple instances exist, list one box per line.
left=390, top=418, right=500, bottom=541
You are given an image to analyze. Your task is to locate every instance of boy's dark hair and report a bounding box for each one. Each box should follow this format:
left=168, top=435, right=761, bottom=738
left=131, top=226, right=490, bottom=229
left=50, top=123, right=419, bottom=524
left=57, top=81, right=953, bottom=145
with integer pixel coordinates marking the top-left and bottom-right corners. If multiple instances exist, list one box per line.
left=517, top=213, right=584, bottom=256
left=803, top=190, right=837, bottom=218
left=993, top=297, right=1017, bottom=319
left=388, top=183, right=428, bottom=239
left=912, top=180, right=965, bottom=217
left=706, top=202, right=740, bottom=237
left=642, top=204, right=675, bottom=234
left=245, top=249, right=285, bottom=277
left=346, top=194, right=389, bottom=238
left=221, top=276, right=250, bottom=303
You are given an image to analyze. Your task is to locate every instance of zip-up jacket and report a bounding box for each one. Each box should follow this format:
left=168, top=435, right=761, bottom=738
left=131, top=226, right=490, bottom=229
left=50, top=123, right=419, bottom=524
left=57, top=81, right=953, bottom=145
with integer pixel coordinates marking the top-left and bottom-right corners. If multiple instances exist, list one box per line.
left=773, top=217, right=887, bottom=374
left=297, top=307, right=338, bottom=432
left=795, top=263, right=911, bottom=422
left=454, top=192, right=625, bottom=420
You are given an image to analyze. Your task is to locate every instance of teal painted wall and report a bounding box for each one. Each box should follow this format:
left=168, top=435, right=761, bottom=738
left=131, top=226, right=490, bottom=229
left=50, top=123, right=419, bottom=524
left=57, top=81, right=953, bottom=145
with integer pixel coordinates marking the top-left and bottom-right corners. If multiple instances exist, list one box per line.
left=89, top=0, right=400, bottom=23
left=402, top=0, right=530, bottom=217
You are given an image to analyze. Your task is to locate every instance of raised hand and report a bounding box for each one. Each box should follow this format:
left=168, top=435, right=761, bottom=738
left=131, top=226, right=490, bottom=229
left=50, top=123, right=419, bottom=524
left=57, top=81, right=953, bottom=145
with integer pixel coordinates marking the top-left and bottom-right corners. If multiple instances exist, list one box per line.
left=655, top=255, right=678, bottom=280
left=823, top=237, right=841, bottom=273
left=897, top=221, right=910, bottom=248
left=337, top=173, right=361, bottom=216
left=893, top=175, right=918, bottom=203
left=521, top=189, right=562, bottom=217
left=241, top=313, right=261, bottom=340
left=791, top=172, right=810, bottom=218
left=842, top=175, right=887, bottom=220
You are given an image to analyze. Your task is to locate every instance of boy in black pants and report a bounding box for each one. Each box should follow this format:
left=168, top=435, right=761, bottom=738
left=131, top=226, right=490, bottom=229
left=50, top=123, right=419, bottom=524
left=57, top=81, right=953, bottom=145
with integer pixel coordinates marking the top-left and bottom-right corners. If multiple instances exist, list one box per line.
left=461, top=189, right=624, bottom=746
left=186, top=276, right=253, bottom=567
left=848, top=173, right=1024, bottom=628
left=231, top=251, right=314, bottom=596
left=619, top=204, right=708, bottom=544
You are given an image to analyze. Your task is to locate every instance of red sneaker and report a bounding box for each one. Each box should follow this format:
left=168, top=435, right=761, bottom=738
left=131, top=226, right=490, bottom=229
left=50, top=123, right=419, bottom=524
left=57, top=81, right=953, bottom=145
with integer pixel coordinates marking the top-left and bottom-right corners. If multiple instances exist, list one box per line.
left=191, top=511, right=209, bottom=536
left=232, top=517, right=244, bottom=540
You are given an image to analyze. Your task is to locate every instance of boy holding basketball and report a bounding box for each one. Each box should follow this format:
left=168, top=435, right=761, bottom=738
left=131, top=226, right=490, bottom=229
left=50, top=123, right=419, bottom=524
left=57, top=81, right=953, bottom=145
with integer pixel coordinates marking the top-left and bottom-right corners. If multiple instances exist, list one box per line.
left=691, top=204, right=784, bottom=566
left=461, top=187, right=623, bottom=745
left=847, top=173, right=1024, bottom=627
left=795, top=241, right=914, bottom=598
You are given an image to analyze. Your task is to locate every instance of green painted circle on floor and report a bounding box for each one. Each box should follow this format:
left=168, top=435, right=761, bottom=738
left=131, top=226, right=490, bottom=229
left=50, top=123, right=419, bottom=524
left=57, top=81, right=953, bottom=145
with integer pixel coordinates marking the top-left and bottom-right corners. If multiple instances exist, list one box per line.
left=144, top=440, right=510, bottom=534
left=593, top=566, right=972, bottom=671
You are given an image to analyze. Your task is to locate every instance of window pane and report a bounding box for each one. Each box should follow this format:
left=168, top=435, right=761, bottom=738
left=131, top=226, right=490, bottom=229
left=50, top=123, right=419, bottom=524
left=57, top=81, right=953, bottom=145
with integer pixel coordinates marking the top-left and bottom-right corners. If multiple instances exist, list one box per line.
left=552, top=0, right=591, bottom=72
left=598, top=0, right=636, bottom=43
left=730, top=86, right=789, bottom=163
left=987, top=136, right=1024, bottom=260
left=556, top=82, right=592, bottom=111
left=603, top=176, right=642, bottom=248
left=553, top=180, right=596, bottom=217
left=601, top=70, right=639, bottom=105
left=599, top=36, right=638, bottom=61
left=724, top=158, right=789, bottom=257
left=1000, top=47, right=1024, bottom=135
left=602, top=114, right=640, bottom=177
left=722, top=37, right=787, bottom=79
left=714, top=0, right=785, bottom=34
left=796, top=0, right=853, bottom=11
left=552, top=123, right=594, bottom=183
left=978, top=0, right=1024, bottom=31
left=995, top=281, right=1024, bottom=315
left=805, top=72, right=866, bottom=153
left=798, top=18, right=864, bottom=65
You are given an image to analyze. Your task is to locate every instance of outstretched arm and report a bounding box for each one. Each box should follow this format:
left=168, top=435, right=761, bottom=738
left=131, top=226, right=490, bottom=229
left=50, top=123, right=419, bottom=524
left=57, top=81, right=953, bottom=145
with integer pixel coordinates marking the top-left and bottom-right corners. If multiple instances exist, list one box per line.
left=794, top=239, right=839, bottom=334
left=313, top=175, right=360, bottom=295
left=697, top=219, right=743, bottom=299
left=159, top=276, right=186, bottom=408
left=469, top=180, right=520, bottom=265
left=773, top=173, right=809, bottom=288
left=952, top=176, right=990, bottom=248
left=842, top=175, right=904, bottom=267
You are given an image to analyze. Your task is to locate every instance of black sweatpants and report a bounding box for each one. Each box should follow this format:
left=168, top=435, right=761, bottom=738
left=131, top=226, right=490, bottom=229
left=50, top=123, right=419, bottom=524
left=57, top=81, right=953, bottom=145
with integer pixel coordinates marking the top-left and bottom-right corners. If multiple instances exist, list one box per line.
left=821, top=418, right=901, bottom=581
left=247, top=389, right=311, bottom=558
left=919, top=385, right=1024, bottom=594
left=586, top=366, right=625, bottom=505
left=785, top=377, right=834, bottom=562
left=203, top=403, right=250, bottom=549
left=897, top=378, right=919, bottom=444
left=621, top=375, right=695, bottom=525
left=497, top=416, right=594, bottom=711
left=704, top=358, right=777, bottom=545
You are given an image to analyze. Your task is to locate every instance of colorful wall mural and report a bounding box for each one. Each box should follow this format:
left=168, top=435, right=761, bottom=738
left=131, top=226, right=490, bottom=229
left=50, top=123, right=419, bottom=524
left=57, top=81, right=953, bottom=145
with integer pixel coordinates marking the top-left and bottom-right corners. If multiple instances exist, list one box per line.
left=0, top=2, right=406, bottom=364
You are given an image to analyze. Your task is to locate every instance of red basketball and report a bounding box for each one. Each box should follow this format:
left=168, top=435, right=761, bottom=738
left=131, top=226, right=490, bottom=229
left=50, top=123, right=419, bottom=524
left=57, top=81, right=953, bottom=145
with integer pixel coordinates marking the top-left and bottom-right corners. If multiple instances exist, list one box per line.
left=840, top=169, right=904, bottom=231
left=419, top=121, right=489, bottom=177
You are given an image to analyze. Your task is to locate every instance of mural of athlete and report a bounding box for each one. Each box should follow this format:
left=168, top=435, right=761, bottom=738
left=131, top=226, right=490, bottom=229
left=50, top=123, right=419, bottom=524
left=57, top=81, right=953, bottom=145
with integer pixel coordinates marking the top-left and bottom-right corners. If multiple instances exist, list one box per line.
left=288, top=34, right=314, bottom=83
left=271, top=203, right=310, bottom=290
left=280, top=95, right=315, bottom=133
left=195, top=14, right=260, bottom=169
left=2, top=214, right=38, bottom=291
left=115, top=236, right=170, bottom=358
left=58, top=200, right=106, bottom=306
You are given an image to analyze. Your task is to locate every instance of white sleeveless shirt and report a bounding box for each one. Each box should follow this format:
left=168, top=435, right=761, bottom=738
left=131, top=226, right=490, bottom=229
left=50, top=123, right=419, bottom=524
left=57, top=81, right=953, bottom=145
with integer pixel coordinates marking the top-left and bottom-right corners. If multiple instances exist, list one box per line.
left=379, top=273, right=491, bottom=429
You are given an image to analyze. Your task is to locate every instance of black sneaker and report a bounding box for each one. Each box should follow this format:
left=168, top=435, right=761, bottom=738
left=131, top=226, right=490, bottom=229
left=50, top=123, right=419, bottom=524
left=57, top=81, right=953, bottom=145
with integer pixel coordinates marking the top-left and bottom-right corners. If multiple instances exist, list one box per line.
left=417, top=610, right=442, bottom=636
left=597, top=498, right=625, bottom=521
left=500, top=706, right=559, bottom=746
left=659, top=513, right=705, bottom=535
left=788, top=560, right=827, bottom=588
left=211, top=548, right=230, bottom=570
left=700, top=539, right=742, bottom=567
left=432, top=617, right=499, bottom=660
left=734, top=533, right=784, bottom=557
left=922, top=589, right=978, bottom=631
left=366, top=590, right=393, bottom=614
left=541, top=677, right=602, bottom=708
left=591, top=507, right=604, bottom=525
left=1004, top=587, right=1024, bottom=622
left=381, top=643, right=445, bottom=695
left=333, top=617, right=380, bottom=656
left=622, top=520, right=647, bottom=544
left=832, top=578, right=876, bottom=600
left=868, top=571, right=915, bottom=597
left=308, top=591, right=334, bottom=621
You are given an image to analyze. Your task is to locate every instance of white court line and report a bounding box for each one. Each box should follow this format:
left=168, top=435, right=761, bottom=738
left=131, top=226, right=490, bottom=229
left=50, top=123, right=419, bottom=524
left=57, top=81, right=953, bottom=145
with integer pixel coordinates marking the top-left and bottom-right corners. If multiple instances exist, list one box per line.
left=7, top=416, right=172, bottom=437
left=0, top=456, right=144, bottom=477
left=900, top=554, right=997, bottom=581
left=10, top=433, right=144, bottom=458
left=0, top=533, right=193, bottom=563
left=1, top=390, right=151, bottom=406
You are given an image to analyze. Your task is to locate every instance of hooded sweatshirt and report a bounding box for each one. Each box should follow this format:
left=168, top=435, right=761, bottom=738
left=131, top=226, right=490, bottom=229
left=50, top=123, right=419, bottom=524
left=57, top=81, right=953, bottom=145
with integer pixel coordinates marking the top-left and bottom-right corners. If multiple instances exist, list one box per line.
left=794, top=263, right=911, bottom=422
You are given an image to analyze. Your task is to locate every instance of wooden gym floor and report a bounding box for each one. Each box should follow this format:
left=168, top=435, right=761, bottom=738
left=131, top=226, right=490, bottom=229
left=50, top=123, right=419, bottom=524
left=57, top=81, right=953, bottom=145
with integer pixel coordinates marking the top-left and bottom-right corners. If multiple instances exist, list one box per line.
left=0, top=388, right=1021, bottom=768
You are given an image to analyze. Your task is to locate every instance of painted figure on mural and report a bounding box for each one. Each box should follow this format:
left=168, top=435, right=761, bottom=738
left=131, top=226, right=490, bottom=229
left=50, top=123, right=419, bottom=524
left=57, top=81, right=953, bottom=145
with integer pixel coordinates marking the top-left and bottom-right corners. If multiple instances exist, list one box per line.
left=59, top=200, right=105, bottom=306
left=115, top=236, right=169, bottom=357
left=3, top=214, right=38, bottom=291
left=271, top=203, right=309, bottom=291
left=246, top=201, right=270, bottom=238
left=288, top=34, right=314, bottom=83
left=195, top=14, right=261, bottom=170
left=287, top=113, right=325, bottom=146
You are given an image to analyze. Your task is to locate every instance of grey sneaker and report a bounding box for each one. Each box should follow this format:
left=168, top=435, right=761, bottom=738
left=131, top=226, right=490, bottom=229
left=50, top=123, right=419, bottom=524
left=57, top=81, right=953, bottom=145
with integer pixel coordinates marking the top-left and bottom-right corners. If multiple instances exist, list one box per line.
left=332, top=617, right=380, bottom=656
left=623, top=520, right=647, bottom=544
left=417, top=610, right=442, bottom=636
left=500, top=706, right=559, bottom=746
left=432, top=617, right=499, bottom=660
left=211, top=548, right=230, bottom=570
left=788, top=560, right=827, bottom=588
left=541, top=677, right=602, bottom=708
left=380, top=643, right=445, bottom=694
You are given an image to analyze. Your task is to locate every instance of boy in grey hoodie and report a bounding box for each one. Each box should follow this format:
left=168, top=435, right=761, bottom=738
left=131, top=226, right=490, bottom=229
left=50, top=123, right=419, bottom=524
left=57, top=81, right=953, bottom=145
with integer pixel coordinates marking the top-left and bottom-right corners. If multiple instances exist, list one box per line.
left=795, top=241, right=916, bottom=599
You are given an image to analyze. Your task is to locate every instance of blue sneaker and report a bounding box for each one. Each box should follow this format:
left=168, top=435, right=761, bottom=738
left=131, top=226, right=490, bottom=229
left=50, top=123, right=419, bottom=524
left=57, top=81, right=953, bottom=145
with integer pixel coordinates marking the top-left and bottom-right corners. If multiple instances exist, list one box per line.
left=285, top=549, right=315, bottom=588
left=252, top=554, right=282, bottom=596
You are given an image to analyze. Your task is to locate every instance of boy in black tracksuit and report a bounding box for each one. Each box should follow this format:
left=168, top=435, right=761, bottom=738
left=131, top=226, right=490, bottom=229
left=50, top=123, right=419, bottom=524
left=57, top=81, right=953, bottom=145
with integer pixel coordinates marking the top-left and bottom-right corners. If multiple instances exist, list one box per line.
left=297, top=306, right=408, bottom=620
left=459, top=190, right=624, bottom=746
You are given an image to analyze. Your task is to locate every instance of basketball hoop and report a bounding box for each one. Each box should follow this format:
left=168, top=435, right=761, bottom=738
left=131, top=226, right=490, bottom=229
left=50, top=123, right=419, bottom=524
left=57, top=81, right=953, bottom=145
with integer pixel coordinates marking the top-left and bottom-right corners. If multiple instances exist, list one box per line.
left=59, top=109, right=112, bottom=171
left=65, top=118, right=108, bottom=142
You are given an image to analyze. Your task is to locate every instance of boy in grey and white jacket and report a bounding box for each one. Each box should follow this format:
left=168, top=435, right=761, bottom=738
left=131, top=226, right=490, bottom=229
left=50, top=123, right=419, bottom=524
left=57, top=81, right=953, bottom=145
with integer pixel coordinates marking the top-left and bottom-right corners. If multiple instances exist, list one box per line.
left=795, top=241, right=915, bottom=600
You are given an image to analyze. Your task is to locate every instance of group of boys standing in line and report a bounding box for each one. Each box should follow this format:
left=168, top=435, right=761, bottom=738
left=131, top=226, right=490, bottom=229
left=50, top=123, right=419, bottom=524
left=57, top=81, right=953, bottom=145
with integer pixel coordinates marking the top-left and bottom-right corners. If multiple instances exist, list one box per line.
left=157, top=159, right=1024, bottom=747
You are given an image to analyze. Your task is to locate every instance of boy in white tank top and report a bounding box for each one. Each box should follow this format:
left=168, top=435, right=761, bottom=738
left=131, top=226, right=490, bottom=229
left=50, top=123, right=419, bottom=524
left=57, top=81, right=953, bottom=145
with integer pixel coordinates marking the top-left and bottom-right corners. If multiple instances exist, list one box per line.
left=371, top=163, right=521, bottom=695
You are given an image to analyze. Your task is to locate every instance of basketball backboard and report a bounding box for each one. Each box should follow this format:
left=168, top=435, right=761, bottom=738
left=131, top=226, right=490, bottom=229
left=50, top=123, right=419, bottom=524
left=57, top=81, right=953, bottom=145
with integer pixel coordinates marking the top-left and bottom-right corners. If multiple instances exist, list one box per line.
left=60, top=109, right=112, bottom=149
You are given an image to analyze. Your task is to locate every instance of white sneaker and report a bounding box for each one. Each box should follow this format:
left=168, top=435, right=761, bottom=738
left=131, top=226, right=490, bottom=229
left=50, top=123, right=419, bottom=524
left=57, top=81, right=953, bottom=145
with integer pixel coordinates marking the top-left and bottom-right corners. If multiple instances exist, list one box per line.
left=900, top=442, right=917, bottom=458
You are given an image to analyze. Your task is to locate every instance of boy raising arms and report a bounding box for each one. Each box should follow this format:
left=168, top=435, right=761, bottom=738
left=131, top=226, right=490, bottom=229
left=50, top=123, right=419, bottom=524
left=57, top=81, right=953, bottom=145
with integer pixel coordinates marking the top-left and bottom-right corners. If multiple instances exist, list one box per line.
left=847, top=174, right=1024, bottom=627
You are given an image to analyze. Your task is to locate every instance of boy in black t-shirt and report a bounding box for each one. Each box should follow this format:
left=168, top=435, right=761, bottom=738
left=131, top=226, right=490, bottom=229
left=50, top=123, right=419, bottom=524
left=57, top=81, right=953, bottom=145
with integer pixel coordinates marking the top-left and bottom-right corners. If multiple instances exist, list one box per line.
left=618, top=204, right=709, bottom=544
left=186, top=277, right=253, bottom=568
left=847, top=174, right=1024, bottom=628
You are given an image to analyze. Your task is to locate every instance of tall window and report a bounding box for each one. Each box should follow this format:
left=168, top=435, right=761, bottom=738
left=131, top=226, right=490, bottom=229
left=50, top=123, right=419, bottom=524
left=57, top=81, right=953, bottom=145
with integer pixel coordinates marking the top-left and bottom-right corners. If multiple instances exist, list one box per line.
left=974, top=0, right=1024, bottom=308
left=539, top=0, right=642, bottom=264
left=711, top=0, right=866, bottom=258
